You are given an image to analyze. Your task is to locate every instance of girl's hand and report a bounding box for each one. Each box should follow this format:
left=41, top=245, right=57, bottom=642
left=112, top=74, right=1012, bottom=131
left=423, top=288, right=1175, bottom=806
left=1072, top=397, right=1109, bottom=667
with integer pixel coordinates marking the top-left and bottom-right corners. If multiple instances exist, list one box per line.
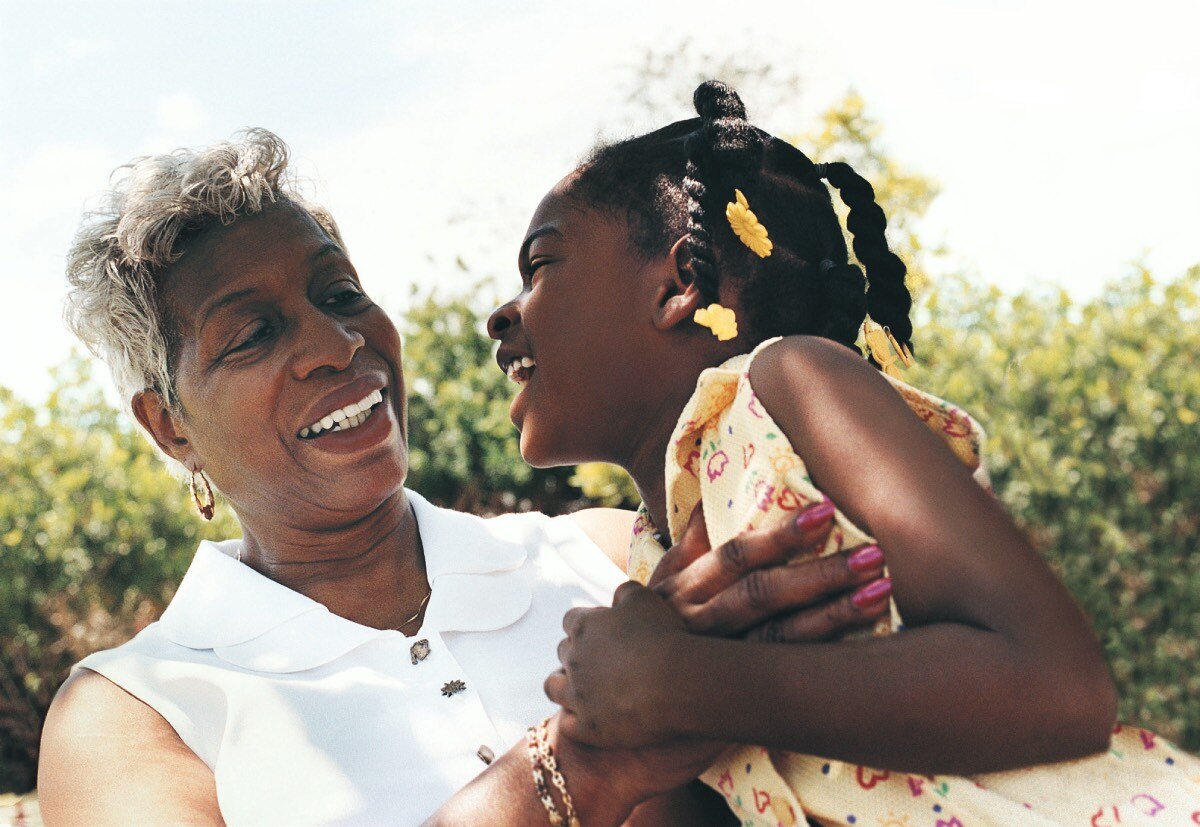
left=546, top=582, right=699, bottom=749
left=652, top=502, right=891, bottom=640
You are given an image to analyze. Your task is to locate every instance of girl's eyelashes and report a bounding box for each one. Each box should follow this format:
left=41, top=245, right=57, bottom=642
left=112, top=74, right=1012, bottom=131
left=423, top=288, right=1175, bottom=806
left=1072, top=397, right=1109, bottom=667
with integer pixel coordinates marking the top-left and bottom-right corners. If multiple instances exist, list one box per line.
left=527, top=258, right=550, bottom=282
left=321, top=280, right=370, bottom=308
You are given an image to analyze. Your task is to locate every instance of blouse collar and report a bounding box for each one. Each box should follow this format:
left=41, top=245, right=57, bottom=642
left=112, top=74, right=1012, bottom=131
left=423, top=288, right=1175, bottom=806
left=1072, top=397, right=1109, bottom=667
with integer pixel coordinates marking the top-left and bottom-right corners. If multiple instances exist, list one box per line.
left=159, top=490, right=532, bottom=673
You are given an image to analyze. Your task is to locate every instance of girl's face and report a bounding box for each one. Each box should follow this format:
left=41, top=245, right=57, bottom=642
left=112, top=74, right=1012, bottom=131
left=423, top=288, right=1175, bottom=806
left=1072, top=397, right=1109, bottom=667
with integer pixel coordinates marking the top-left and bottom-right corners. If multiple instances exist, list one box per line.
left=487, top=175, right=666, bottom=469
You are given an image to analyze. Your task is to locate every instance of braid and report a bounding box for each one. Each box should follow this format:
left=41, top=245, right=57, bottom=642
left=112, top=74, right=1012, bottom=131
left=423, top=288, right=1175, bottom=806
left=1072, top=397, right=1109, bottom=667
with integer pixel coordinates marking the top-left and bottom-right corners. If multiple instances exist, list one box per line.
left=681, top=151, right=719, bottom=303
left=819, top=161, right=914, bottom=351
left=682, top=81, right=763, bottom=304
left=565, top=80, right=912, bottom=367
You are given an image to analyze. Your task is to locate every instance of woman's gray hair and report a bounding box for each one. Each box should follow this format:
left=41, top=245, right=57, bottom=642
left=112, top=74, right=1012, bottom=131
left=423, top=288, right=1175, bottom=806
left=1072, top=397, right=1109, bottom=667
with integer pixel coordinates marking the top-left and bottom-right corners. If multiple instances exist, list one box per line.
left=64, top=128, right=344, bottom=406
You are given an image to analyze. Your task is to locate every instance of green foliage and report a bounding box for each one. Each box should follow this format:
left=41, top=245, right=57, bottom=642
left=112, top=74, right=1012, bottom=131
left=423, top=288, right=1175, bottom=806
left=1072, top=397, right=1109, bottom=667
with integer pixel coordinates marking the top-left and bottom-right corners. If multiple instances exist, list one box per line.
left=0, top=356, right=238, bottom=791
left=400, top=283, right=581, bottom=515
left=910, top=267, right=1200, bottom=748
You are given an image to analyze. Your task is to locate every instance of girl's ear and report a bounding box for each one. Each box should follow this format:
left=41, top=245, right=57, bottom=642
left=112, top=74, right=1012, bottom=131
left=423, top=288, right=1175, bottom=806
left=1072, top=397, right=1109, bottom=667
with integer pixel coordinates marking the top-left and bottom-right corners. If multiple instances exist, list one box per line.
left=652, top=235, right=703, bottom=332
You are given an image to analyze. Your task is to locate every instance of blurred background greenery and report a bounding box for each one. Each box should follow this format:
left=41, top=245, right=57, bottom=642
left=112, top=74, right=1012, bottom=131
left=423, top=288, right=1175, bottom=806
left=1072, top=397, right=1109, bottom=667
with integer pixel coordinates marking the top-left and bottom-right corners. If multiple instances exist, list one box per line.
left=2, top=50, right=1197, bottom=793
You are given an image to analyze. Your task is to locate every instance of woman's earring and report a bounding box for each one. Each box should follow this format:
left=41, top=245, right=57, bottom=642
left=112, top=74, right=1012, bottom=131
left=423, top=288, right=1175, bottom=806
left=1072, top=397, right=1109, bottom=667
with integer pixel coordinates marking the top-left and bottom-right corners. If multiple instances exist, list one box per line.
left=189, top=469, right=215, bottom=520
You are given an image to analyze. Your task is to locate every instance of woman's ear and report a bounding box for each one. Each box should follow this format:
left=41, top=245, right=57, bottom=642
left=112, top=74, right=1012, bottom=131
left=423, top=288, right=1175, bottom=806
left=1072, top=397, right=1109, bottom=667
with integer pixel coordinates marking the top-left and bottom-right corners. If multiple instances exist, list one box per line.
left=132, top=390, right=196, bottom=467
left=652, top=235, right=704, bottom=332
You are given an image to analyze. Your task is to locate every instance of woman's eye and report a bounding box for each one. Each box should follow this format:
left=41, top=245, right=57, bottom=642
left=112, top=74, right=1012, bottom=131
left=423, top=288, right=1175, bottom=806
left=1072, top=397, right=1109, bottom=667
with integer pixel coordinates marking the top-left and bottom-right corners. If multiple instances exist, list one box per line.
left=229, top=322, right=273, bottom=353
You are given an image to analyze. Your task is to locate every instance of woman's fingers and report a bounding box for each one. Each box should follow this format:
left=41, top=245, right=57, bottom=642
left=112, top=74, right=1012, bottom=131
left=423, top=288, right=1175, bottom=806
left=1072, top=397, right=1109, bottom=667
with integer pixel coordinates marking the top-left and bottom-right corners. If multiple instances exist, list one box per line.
left=655, top=501, right=838, bottom=606
left=679, top=544, right=886, bottom=636
left=742, top=577, right=892, bottom=642
left=646, top=502, right=709, bottom=588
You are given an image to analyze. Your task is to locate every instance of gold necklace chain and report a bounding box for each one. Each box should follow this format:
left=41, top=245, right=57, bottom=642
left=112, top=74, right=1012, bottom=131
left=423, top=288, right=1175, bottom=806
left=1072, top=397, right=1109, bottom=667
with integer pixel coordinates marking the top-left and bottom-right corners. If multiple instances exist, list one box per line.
left=395, top=589, right=432, bottom=630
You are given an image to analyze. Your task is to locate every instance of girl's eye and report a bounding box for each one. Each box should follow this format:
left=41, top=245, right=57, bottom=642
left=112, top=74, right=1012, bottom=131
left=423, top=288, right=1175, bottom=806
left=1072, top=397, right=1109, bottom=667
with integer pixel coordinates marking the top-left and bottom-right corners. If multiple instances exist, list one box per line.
left=322, top=285, right=367, bottom=307
left=527, top=259, right=549, bottom=282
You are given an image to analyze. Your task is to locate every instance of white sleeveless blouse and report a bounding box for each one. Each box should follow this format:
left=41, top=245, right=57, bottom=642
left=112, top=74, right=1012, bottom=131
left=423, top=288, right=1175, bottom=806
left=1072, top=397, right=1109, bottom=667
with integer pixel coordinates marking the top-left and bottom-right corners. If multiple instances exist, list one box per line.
left=74, top=491, right=626, bottom=825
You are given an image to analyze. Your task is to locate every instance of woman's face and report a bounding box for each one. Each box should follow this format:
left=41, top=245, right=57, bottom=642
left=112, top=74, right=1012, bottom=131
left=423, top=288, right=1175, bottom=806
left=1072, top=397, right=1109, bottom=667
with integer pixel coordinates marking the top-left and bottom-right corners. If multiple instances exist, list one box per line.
left=153, top=201, right=409, bottom=526
left=486, top=176, right=665, bottom=469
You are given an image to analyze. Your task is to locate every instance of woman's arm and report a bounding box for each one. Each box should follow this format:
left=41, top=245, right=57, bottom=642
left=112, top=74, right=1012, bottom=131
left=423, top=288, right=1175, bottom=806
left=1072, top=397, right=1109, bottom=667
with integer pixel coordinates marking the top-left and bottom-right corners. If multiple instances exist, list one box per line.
left=424, top=713, right=727, bottom=826
left=39, top=669, right=222, bottom=825
left=549, top=336, right=1117, bottom=776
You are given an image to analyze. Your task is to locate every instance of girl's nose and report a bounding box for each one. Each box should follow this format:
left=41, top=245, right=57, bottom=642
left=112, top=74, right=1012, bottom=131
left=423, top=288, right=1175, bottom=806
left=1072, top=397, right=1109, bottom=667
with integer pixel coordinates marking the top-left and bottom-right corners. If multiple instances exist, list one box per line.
left=486, top=300, right=519, bottom=340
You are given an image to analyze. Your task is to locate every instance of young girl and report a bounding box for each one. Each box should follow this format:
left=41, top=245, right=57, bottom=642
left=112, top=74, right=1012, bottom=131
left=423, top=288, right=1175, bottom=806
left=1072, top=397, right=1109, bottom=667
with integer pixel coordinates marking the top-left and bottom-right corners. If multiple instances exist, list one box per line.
left=487, top=81, right=1200, bottom=826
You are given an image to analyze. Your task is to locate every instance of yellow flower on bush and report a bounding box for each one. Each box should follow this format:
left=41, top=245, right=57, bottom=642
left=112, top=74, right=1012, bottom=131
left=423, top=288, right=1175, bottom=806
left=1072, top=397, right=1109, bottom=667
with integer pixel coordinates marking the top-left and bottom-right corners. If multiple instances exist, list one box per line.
left=726, top=189, right=773, bottom=258
left=694, top=303, right=738, bottom=341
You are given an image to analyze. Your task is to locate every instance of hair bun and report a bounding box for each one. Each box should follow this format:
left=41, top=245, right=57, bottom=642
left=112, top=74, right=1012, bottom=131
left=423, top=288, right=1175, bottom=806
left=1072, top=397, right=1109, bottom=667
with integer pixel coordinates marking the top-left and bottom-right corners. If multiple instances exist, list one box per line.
left=693, top=81, right=747, bottom=121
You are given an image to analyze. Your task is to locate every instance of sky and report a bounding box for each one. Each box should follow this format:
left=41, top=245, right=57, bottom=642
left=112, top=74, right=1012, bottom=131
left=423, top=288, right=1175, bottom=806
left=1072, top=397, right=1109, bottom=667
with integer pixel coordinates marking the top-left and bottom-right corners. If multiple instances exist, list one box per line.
left=2, top=0, right=1198, bottom=403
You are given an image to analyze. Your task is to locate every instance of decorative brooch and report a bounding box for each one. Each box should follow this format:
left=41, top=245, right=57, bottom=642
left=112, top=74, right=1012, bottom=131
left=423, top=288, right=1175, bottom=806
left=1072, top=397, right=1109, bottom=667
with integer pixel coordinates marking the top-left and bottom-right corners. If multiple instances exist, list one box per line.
left=726, top=188, right=773, bottom=258
left=410, top=639, right=430, bottom=665
left=441, top=679, right=467, bottom=697
left=694, top=303, right=738, bottom=341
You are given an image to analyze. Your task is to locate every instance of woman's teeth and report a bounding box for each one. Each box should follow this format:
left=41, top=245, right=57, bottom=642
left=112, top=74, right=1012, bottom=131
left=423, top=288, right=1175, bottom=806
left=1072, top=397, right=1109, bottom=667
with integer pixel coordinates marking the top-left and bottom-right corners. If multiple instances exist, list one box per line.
left=299, top=389, right=383, bottom=439
left=506, top=356, right=536, bottom=384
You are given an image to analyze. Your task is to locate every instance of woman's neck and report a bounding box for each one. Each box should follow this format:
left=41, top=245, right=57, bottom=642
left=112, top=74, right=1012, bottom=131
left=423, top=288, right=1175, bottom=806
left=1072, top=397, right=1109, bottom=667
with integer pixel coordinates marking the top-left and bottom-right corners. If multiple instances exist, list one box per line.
left=235, top=488, right=429, bottom=632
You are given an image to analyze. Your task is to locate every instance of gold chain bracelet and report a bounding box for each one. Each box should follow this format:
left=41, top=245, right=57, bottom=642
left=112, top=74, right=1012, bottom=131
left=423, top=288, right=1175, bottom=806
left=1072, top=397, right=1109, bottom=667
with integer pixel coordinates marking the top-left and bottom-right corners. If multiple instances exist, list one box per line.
left=526, top=718, right=580, bottom=827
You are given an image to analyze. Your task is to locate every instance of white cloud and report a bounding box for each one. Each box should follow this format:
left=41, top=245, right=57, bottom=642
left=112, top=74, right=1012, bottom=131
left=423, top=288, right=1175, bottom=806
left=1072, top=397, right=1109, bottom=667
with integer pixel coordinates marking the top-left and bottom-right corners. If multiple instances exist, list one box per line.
left=155, top=92, right=209, bottom=134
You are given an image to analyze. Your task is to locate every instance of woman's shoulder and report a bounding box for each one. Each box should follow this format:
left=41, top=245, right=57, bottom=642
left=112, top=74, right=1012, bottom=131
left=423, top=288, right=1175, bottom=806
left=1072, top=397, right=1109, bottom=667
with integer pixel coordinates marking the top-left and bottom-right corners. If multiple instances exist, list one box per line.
left=564, top=508, right=636, bottom=571
left=39, top=668, right=220, bottom=823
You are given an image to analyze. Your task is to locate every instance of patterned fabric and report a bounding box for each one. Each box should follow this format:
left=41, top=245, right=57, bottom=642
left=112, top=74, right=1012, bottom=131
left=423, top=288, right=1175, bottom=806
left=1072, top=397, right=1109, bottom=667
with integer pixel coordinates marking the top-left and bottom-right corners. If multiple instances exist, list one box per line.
left=628, top=338, right=1200, bottom=826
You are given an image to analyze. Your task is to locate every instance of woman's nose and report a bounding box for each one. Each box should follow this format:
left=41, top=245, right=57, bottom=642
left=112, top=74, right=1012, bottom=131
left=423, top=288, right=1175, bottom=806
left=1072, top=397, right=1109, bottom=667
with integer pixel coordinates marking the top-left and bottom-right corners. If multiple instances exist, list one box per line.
left=294, top=313, right=365, bottom=378
left=486, top=300, right=520, bottom=341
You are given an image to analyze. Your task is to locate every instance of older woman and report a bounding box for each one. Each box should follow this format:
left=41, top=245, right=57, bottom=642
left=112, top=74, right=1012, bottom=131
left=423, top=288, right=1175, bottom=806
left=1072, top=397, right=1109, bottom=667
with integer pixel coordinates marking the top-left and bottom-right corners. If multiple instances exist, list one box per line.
left=37, top=130, right=884, bottom=825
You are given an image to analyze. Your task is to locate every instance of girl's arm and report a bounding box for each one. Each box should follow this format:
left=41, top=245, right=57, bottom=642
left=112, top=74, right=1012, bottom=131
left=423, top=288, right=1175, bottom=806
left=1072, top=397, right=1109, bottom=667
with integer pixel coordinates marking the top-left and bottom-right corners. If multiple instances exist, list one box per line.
left=550, top=335, right=1117, bottom=776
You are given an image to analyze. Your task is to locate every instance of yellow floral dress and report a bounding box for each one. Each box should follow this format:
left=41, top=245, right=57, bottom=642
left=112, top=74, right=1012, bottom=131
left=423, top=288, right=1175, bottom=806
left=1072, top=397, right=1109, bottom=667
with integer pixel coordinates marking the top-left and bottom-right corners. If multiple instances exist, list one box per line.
left=628, top=339, right=1200, bottom=826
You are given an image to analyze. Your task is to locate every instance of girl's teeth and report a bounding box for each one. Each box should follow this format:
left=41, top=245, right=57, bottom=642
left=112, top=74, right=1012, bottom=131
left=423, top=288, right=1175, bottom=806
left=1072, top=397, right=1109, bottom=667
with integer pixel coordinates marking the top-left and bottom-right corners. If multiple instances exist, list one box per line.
left=331, top=409, right=347, bottom=422
left=320, top=415, right=335, bottom=429
left=520, top=357, right=534, bottom=368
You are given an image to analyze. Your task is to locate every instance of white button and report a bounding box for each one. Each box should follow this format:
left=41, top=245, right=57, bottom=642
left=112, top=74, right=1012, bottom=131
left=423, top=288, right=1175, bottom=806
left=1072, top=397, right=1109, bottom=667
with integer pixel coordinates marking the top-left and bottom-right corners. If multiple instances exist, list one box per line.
left=476, top=745, right=495, bottom=765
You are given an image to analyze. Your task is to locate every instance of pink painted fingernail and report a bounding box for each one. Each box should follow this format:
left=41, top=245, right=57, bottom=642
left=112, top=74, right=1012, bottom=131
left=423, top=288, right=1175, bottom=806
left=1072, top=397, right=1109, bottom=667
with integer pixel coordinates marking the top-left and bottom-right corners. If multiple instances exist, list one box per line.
left=847, top=545, right=884, bottom=573
left=795, top=501, right=835, bottom=529
left=852, top=577, right=892, bottom=608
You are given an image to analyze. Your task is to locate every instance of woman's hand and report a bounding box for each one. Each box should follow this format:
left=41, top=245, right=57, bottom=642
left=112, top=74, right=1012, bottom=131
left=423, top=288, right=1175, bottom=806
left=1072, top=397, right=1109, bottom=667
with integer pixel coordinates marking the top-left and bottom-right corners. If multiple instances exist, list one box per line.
left=424, top=712, right=724, bottom=827
left=652, top=502, right=891, bottom=641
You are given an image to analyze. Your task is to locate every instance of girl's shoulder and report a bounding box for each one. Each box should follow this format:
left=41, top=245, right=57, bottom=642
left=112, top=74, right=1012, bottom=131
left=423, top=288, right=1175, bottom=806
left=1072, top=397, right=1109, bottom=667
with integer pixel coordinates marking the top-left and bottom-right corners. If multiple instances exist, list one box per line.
left=746, top=334, right=888, bottom=405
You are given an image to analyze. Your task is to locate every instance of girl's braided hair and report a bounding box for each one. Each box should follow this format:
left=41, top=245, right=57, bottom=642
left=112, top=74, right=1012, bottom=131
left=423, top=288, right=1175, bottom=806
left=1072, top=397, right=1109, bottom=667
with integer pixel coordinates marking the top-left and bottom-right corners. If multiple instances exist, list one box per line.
left=568, top=80, right=913, bottom=357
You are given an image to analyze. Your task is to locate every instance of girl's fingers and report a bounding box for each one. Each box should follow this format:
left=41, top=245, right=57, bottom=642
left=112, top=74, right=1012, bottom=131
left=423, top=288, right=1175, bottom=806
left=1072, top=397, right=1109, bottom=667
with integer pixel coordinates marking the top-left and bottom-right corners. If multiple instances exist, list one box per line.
left=544, top=668, right=571, bottom=708
left=741, top=577, right=893, bottom=643
left=655, top=501, right=838, bottom=604
left=680, top=547, right=885, bottom=636
left=562, top=606, right=601, bottom=636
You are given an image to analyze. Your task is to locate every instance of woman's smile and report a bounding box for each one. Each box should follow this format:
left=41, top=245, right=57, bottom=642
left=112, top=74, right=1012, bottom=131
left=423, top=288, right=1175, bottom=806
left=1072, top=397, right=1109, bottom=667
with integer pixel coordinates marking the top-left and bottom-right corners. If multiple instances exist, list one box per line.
left=297, top=384, right=397, bottom=455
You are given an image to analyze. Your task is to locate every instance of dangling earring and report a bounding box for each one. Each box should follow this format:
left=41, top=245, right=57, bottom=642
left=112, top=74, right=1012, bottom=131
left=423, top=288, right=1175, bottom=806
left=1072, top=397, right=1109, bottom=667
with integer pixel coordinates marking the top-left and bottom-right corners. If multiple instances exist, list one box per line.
left=189, top=468, right=215, bottom=520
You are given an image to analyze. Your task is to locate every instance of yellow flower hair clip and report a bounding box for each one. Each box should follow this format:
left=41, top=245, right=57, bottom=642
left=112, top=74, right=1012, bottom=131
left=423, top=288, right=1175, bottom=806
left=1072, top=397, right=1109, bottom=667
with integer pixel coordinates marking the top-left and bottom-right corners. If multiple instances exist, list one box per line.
left=862, top=318, right=915, bottom=378
left=694, top=303, right=738, bottom=341
left=726, top=189, right=773, bottom=258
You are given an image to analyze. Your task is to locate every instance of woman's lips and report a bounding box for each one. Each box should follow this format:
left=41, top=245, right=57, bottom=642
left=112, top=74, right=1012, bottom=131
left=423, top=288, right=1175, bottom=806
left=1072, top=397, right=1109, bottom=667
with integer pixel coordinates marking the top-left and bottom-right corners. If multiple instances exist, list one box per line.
left=300, top=389, right=396, bottom=455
